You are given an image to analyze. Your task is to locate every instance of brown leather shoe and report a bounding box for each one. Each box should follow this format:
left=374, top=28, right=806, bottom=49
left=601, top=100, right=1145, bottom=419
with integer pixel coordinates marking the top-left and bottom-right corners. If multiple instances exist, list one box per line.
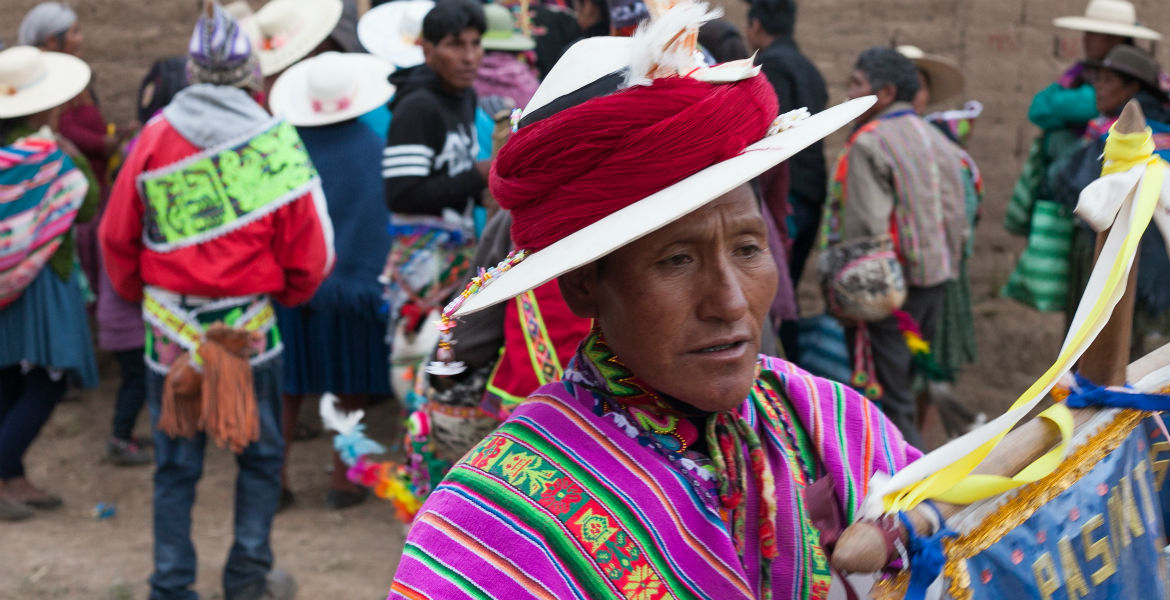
left=3, top=477, right=62, bottom=510
left=0, top=498, right=33, bottom=521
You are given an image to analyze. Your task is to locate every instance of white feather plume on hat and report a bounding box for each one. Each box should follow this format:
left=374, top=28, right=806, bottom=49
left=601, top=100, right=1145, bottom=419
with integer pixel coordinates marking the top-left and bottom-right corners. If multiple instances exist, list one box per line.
left=625, top=0, right=760, bottom=87
left=625, top=0, right=718, bottom=86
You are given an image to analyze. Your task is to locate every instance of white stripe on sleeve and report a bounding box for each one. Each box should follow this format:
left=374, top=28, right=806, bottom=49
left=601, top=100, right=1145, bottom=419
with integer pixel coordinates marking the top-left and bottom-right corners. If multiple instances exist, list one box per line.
left=382, top=144, right=435, bottom=158
left=382, top=156, right=432, bottom=169
left=382, top=166, right=431, bottom=179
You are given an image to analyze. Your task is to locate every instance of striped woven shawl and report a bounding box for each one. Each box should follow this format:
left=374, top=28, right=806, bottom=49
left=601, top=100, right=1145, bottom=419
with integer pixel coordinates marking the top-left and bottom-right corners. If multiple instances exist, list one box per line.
left=0, top=135, right=87, bottom=307
left=390, top=355, right=920, bottom=599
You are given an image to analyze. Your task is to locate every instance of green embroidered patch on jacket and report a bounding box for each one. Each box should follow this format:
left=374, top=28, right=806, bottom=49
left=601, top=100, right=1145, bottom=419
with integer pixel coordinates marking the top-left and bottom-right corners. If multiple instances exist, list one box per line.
left=140, top=120, right=317, bottom=249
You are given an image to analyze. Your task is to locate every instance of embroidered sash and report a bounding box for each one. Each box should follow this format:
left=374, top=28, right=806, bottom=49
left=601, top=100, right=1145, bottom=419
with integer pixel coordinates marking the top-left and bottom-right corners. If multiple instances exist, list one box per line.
left=142, top=286, right=281, bottom=374
left=137, top=119, right=318, bottom=252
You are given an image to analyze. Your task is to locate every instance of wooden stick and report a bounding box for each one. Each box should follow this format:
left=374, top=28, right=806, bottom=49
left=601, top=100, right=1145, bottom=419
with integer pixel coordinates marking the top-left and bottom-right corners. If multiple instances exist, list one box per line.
left=1077, top=98, right=1144, bottom=387
left=831, top=99, right=1152, bottom=574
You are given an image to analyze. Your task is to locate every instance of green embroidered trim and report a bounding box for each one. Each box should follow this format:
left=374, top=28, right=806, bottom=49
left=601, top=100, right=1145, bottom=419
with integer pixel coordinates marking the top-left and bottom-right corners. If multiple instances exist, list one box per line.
left=142, top=292, right=281, bottom=373
left=459, top=431, right=687, bottom=599
left=139, top=120, right=317, bottom=250
left=581, top=328, right=663, bottom=404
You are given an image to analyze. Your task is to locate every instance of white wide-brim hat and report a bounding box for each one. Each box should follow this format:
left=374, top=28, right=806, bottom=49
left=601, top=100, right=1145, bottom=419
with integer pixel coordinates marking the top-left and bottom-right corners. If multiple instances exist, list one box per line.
left=358, top=0, right=435, bottom=68
left=269, top=52, right=395, bottom=127
left=0, top=46, right=91, bottom=119
left=453, top=36, right=875, bottom=317
left=248, top=0, right=345, bottom=76
left=1054, top=0, right=1161, bottom=41
left=897, top=45, right=965, bottom=106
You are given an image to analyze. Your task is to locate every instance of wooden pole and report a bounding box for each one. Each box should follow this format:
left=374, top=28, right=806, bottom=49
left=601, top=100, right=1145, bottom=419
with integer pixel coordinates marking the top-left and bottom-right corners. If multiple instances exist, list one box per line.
left=1077, top=99, right=1144, bottom=386
left=830, top=99, right=1150, bottom=575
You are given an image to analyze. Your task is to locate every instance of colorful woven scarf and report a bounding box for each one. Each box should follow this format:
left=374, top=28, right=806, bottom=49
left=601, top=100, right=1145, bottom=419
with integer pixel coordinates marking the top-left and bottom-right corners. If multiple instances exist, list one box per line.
left=0, top=134, right=87, bottom=308
left=574, top=327, right=783, bottom=598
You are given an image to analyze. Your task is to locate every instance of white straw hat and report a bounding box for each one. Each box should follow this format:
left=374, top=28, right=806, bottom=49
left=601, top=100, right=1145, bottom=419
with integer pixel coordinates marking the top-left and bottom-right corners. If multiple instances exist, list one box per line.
left=451, top=33, right=874, bottom=317
left=1053, top=0, right=1162, bottom=41
left=0, top=46, right=90, bottom=119
left=269, top=51, right=395, bottom=127
left=248, top=0, right=345, bottom=76
left=897, top=45, right=965, bottom=105
left=357, top=0, right=435, bottom=68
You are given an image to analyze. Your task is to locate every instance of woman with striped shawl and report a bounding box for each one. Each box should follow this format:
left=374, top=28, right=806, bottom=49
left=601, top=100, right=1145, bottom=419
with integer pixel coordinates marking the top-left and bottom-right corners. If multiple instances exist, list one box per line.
left=389, top=5, right=921, bottom=598
left=0, top=46, right=97, bottom=521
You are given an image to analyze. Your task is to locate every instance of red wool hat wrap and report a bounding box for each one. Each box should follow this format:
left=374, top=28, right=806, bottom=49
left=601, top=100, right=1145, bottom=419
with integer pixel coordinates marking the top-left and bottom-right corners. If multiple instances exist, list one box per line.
left=490, top=73, right=779, bottom=252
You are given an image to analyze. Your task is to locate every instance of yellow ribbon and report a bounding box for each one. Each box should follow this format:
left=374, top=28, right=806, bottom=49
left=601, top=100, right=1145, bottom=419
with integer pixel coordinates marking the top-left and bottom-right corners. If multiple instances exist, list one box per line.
left=880, top=124, right=1166, bottom=513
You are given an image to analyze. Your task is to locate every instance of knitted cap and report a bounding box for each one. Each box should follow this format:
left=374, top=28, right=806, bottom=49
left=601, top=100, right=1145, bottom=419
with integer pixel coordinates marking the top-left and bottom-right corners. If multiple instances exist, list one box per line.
left=187, top=1, right=261, bottom=90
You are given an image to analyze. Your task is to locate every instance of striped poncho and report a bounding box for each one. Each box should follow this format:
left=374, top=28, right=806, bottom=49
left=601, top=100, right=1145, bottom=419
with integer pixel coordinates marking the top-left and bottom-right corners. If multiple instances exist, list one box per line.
left=0, top=134, right=88, bottom=308
left=390, top=349, right=920, bottom=599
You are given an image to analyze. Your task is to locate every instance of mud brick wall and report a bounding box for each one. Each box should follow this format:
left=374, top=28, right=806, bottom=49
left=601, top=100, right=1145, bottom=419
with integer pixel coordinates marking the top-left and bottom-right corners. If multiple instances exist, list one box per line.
left=710, top=0, right=1169, bottom=264
left=3, top=0, right=1168, bottom=249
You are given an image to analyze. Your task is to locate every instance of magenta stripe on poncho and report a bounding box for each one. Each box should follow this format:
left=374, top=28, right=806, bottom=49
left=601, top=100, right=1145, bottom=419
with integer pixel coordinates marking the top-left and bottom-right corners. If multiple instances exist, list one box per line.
left=390, top=355, right=920, bottom=599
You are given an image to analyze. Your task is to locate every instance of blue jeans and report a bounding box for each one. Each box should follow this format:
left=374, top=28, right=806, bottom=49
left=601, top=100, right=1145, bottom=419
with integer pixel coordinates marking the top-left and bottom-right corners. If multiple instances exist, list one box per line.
left=112, top=349, right=147, bottom=441
left=146, top=356, right=285, bottom=600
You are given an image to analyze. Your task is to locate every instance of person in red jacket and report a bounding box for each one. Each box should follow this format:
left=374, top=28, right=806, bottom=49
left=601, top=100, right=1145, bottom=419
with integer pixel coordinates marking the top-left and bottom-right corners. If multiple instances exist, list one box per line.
left=98, top=3, right=332, bottom=599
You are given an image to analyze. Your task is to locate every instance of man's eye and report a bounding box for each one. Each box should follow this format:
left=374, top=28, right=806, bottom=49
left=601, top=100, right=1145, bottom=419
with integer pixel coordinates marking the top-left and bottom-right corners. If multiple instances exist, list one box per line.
left=736, top=244, right=762, bottom=257
left=661, top=254, right=692, bottom=267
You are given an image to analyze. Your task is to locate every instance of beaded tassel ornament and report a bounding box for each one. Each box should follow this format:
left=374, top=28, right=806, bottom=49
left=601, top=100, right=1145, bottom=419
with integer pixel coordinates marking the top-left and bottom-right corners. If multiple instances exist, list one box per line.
left=426, top=249, right=531, bottom=376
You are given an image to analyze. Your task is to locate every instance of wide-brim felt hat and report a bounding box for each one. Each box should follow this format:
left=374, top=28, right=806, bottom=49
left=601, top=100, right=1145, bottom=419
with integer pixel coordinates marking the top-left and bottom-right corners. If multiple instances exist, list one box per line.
left=248, top=0, right=345, bottom=76
left=453, top=36, right=874, bottom=317
left=897, top=45, right=964, bottom=105
left=269, top=52, right=395, bottom=127
left=358, top=0, right=435, bottom=68
left=482, top=3, right=535, bottom=52
left=0, top=46, right=91, bottom=119
left=1053, top=0, right=1162, bottom=41
left=1086, top=44, right=1167, bottom=98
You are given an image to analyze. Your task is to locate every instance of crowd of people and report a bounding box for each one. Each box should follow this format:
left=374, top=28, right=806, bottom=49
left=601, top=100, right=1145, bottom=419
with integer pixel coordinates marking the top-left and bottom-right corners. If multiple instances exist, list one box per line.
left=0, top=0, right=1167, bottom=598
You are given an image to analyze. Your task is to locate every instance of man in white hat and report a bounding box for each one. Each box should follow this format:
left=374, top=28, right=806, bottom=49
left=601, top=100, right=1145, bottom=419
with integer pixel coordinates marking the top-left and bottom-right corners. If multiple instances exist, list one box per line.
left=99, top=3, right=332, bottom=599
left=1028, top=0, right=1161, bottom=135
left=385, top=6, right=922, bottom=598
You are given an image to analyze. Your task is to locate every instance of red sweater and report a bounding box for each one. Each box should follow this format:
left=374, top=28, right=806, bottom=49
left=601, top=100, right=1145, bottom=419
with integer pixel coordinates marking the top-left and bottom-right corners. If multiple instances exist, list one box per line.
left=99, top=116, right=332, bottom=307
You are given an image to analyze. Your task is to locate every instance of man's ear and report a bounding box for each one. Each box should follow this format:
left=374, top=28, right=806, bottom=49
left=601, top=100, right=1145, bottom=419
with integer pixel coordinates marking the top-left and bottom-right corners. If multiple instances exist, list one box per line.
left=421, top=39, right=434, bottom=65
left=557, top=263, right=601, bottom=319
left=876, top=83, right=898, bottom=105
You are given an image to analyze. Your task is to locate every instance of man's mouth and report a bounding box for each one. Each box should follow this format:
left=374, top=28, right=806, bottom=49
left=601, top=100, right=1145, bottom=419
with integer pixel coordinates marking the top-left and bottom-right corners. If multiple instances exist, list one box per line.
left=694, top=340, right=747, bottom=354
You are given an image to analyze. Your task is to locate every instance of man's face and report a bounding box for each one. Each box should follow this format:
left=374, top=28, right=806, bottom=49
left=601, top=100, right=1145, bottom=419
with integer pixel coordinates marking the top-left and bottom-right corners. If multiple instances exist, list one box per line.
left=1083, top=32, right=1125, bottom=62
left=848, top=68, right=890, bottom=123
left=559, top=185, right=778, bottom=412
left=911, top=69, right=930, bottom=114
left=745, top=17, right=766, bottom=52
left=1092, top=68, right=1140, bottom=116
left=847, top=69, right=872, bottom=100
left=423, top=27, right=484, bottom=92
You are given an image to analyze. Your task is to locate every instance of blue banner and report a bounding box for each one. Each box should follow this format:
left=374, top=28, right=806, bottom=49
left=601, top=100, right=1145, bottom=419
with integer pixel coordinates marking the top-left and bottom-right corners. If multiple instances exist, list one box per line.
left=960, top=416, right=1170, bottom=599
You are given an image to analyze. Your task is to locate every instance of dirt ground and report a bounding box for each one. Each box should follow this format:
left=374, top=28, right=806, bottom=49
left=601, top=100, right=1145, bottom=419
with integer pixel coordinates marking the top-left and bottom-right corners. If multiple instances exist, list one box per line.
left=2, top=0, right=1169, bottom=597
left=0, top=367, right=407, bottom=598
